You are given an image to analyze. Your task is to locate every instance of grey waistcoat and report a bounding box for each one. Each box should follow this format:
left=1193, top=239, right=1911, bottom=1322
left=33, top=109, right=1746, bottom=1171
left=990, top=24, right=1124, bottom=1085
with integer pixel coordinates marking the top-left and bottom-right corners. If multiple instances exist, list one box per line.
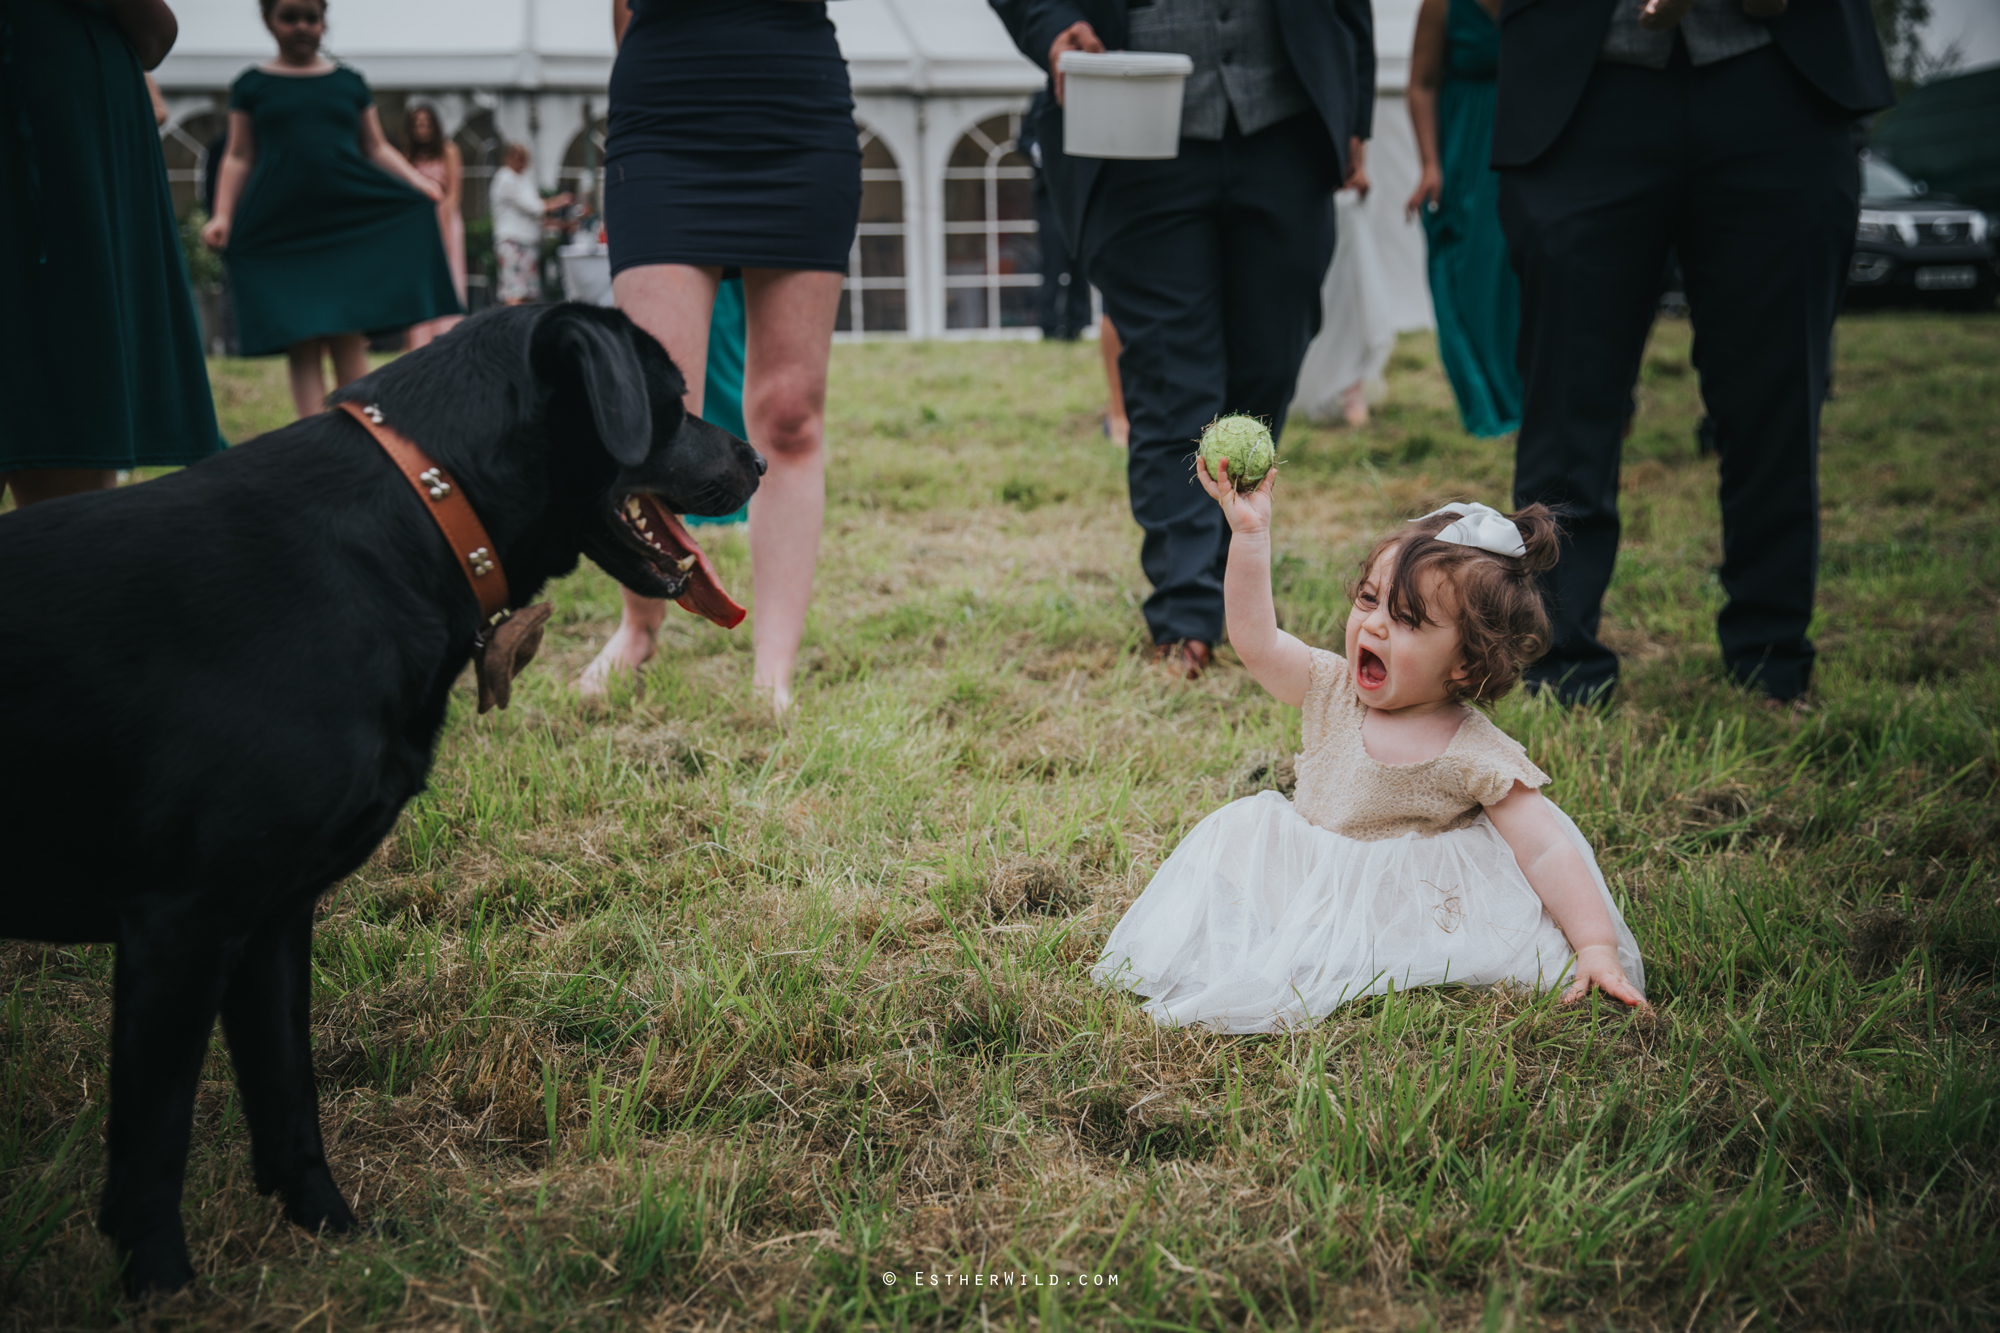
left=1125, top=0, right=1313, bottom=140
left=1599, top=0, right=1773, bottom=68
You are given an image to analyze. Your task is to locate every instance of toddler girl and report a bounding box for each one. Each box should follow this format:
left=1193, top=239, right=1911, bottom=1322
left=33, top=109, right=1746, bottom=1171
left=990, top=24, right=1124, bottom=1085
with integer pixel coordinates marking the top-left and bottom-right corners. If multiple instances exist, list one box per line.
left=1093, top=463, right=1646, bottom=1032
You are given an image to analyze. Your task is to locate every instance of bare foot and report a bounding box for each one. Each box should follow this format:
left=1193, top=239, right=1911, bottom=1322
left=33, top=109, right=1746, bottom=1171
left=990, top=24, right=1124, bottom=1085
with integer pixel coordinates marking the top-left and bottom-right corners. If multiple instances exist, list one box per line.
left=576, top=621, right=656, bottom=697
left=1342, top=381, right=1369, bottom=428
left=753, top=673, right=795, bottom=721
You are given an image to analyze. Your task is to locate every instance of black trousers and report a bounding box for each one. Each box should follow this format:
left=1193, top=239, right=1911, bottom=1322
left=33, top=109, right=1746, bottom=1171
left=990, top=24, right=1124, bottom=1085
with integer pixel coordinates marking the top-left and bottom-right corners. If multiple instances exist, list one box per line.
left=1033, top=169, right=1092, bottom=340
left=1498, top=42, right=1857, bottom=702
left=1080, top=112, right=1338, bottom=646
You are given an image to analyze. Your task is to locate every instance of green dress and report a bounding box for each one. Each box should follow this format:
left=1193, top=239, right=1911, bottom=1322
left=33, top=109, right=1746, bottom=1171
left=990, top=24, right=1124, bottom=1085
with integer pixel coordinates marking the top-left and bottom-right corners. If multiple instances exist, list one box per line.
left=686, top=276, right=749, bottom=528
left=0, top=0, right=223, bottom=469
left=1421, top=0, right=1522, bottom=439
left=224, top=66, right=459, bottom=355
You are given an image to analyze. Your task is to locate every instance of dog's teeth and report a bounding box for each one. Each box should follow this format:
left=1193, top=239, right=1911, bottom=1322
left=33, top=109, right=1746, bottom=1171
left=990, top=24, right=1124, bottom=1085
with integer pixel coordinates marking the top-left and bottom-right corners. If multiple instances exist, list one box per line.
left=675, top=554, right=697, bottom=573
left=625, top=497, right=641, bottom=519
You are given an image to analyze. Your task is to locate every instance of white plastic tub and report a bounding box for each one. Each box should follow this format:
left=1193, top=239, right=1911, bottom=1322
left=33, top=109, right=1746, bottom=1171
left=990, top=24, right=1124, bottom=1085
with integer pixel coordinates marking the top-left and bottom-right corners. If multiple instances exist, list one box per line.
left=1057, top=50, right=1195, bottom=160
left=558, top=237, right=615, bottom=308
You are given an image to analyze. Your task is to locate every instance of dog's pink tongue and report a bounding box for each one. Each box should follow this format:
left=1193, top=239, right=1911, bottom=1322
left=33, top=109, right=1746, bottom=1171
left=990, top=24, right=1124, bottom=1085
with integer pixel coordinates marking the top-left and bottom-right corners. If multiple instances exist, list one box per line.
left=638, top=497, right=747, bottom=629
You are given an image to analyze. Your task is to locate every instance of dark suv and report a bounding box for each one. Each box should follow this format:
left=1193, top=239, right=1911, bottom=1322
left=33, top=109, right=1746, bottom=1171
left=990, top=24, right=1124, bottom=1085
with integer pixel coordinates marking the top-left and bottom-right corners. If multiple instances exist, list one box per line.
left=1847, top=152, right=1997, bottom=308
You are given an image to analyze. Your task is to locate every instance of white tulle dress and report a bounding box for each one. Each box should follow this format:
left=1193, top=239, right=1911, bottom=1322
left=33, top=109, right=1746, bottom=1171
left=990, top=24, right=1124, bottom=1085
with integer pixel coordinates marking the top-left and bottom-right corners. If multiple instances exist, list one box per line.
left=1094, top=650, right=1645, bottom=1032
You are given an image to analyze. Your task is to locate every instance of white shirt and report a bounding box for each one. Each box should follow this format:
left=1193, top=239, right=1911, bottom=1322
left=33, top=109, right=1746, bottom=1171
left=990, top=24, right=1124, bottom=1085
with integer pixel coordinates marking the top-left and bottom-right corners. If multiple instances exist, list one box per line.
left=491, top=166, right=545, bottom=246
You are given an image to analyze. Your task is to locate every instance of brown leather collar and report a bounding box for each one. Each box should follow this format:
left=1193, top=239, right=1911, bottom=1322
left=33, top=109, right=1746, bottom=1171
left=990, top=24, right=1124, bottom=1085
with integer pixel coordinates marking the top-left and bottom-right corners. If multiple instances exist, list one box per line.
left=340, top=399, right=509, bottom=623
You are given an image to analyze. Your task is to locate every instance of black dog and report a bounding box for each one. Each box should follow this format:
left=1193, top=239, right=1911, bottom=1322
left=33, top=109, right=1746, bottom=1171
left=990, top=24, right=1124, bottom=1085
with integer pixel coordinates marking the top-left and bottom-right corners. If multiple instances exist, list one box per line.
left=0, top=303, right=760, bottom=1295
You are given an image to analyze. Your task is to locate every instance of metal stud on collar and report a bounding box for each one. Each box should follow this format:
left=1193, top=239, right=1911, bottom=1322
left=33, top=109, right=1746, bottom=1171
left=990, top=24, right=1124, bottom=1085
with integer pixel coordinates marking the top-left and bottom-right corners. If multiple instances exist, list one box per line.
left=468, top=546, right=496, bottom=577
left=418, top=466, right=452, bottom=500
left=361, top=403, right=384, bottom=424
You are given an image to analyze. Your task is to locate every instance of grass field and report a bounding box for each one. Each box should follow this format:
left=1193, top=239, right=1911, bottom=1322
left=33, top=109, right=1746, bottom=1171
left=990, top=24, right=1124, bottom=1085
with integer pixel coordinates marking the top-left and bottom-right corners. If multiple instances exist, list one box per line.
left=2, top=311, right=1996, bottom=1331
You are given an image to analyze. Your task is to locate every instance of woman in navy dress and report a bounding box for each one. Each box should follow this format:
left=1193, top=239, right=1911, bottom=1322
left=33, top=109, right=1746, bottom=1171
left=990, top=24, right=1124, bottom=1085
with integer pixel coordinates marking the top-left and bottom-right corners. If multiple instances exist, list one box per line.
left=581, top=0, right=861, bottom=716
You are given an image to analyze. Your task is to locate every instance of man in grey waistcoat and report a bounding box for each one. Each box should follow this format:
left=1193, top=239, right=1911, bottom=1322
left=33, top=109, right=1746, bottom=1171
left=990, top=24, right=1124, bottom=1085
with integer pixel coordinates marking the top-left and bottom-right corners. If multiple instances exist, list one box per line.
left=994, top=0, right=1375, bottom=677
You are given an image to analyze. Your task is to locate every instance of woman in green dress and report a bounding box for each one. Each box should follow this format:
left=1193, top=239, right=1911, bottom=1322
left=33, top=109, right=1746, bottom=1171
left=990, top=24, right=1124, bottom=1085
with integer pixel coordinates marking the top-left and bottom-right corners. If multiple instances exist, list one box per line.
left=1406, top=0, right=1521, bottom=439
left=202, top=0, right=458, bottom=420
left=0, top=0, right=223, bottom=508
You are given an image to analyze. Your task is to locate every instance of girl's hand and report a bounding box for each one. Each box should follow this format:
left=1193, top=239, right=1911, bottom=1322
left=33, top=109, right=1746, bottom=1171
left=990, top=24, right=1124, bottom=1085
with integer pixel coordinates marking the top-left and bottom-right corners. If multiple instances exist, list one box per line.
left=1405, top=165, right=1442, bottom=222
left=1563, top=944, right=1650, bottom=1011
left=201, top=215, right=230, bottom=251
left=1195, top=457, right=1274, bottom=536
left=414, top=175, right=445, bottom=203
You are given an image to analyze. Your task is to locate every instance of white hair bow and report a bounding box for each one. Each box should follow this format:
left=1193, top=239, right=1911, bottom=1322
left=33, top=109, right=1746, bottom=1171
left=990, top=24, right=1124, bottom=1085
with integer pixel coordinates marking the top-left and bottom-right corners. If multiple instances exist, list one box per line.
left=1411, top=501, right=1525, bottom=558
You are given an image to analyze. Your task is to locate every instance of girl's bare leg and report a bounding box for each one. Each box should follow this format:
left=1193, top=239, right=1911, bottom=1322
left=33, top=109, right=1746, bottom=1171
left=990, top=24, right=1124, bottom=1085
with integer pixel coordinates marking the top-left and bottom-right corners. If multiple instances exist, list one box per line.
left=328, top=333, right=370, bottom=390
left=578, top=262, right=720, bottom=696
left=1099, top=314, right=1128, bottom=447
left=740, top=266, right=843, bottom=716
left=0, top=468, right=118, bottom=509
left=285, top=339, right=328, bottom=419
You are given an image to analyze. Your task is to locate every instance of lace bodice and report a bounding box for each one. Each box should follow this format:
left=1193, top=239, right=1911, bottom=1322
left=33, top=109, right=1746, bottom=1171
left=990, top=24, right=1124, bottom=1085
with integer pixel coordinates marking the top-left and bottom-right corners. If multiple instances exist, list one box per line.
left=1291, top=649, right=1550, bottom=840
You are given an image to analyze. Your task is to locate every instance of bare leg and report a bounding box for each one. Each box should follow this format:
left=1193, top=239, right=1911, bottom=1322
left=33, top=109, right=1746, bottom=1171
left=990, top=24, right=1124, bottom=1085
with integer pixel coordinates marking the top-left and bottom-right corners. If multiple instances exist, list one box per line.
left=578, top=263, right=721, bottom=696
left=1343, top=379, right=1369, bottom=427
left=0, top=468, right=118, bottom=509
left=328, top=333, right=370, bottom=391
left=285, top=339, right=328, bottom=419
left=1100, top=314, right=1129, bottom=447
left=741, top=266, right=843, bottom=716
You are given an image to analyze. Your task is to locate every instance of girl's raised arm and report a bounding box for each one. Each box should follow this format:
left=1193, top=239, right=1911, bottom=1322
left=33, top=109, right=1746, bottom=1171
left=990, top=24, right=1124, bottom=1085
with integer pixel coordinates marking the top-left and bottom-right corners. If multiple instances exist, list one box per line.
left=1484, top=782, right=1649, bottom=1009
left=1195, top=461, right=1314, bottom=706
left=201, top=110, right=256, bottom=251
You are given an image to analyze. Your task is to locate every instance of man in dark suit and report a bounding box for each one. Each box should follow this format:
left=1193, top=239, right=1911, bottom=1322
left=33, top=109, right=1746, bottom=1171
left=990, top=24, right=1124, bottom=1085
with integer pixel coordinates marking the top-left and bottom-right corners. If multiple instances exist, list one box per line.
left=1494, top=0, right=1893, bottom=704
left=993, top=0, right=1375, bottom=677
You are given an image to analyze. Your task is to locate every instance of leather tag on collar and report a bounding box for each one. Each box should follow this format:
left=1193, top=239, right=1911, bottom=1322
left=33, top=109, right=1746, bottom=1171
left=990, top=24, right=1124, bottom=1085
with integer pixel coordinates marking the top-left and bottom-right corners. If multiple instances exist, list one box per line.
left=476, top=603, right=553, bottom=713
left=339, top=399, right=510, bottom=622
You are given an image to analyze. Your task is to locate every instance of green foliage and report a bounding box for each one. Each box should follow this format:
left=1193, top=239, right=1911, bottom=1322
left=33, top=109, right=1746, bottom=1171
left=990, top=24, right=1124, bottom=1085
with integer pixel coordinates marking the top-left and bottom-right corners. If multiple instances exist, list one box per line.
left=176, top=207, right=222, bottom=293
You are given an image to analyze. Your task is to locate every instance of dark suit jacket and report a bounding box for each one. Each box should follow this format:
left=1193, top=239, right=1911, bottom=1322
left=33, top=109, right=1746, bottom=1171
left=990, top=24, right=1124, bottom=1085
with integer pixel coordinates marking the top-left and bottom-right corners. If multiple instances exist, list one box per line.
left=1492, top=0, right=1894, bottom=168
left=990, top=0, right=1376, bottom=250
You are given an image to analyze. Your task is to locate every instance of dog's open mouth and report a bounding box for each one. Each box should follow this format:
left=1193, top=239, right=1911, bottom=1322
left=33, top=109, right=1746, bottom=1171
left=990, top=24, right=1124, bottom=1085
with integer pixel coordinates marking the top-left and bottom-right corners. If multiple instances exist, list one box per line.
left=1356, top=647, right=1388, bottom=690
left=617, top=493, right=747, bottom=629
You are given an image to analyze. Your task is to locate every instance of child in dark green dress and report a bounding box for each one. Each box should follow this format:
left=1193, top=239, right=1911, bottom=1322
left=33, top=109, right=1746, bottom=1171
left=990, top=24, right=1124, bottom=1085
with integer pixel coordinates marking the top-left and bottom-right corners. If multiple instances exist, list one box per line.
left=202, top=0, right=459, bottom=419
left=0, top=0, right=223, bottom=508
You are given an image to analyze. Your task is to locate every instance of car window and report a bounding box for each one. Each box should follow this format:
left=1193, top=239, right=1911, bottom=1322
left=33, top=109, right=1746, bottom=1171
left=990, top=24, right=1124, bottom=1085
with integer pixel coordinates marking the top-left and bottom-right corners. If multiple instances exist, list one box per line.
left=1862, top=154, right=1920, bottom=200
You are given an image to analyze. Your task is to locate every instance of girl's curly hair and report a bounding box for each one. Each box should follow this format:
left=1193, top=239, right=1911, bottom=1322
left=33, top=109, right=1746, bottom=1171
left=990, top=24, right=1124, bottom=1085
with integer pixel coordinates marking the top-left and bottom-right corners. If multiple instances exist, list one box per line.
left=1348, top=503, right=1561, bottom=705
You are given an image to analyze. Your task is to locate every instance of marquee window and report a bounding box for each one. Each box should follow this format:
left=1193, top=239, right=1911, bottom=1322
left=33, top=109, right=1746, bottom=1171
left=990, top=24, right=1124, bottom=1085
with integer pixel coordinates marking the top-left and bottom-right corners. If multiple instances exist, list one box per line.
left=942, top=112, right=1039, bottom=332
left=837, top=127, right=909, bottom=336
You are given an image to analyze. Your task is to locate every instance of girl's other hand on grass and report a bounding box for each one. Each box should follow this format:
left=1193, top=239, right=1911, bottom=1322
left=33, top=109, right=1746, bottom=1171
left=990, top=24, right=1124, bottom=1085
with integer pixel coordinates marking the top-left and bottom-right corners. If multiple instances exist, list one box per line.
left=1195, top=457, right=1274, bottom=537
left=1563, top=944, right=1650, bottom=1011
left=201, top=215, right=230, bottom=251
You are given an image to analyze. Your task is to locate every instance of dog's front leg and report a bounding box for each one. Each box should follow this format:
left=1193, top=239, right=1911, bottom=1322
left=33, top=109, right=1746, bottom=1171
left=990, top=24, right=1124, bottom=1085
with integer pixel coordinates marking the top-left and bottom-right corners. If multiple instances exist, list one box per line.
left=220, top=903, right=357, bottom=1237
left=99, top=916, right=241, bottom=1297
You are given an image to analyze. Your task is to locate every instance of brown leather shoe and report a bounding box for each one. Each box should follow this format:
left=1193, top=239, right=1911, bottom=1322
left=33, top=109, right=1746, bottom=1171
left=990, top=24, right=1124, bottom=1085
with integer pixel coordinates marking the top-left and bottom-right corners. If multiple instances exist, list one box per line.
left=1149, top=639, right=1213, bottom=680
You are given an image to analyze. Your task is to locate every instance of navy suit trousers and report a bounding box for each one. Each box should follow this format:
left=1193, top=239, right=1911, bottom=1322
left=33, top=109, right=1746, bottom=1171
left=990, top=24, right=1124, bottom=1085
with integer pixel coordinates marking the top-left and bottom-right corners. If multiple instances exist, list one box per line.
left=1079, top=112, right=1338, bottom=647
left=1499, top=42, right=1857, bottom=702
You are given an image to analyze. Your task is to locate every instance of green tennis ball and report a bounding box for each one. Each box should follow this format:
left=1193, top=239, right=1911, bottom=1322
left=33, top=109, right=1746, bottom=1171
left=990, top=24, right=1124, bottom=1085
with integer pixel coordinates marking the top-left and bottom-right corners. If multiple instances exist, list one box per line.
left=1198, top=414, right=1275, bottom=490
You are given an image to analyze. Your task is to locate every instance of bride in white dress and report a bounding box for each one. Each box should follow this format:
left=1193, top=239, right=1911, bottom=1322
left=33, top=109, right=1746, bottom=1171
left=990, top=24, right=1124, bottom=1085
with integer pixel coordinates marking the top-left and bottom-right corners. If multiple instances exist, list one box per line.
left=1093, top=479, right=1646, bottom=1033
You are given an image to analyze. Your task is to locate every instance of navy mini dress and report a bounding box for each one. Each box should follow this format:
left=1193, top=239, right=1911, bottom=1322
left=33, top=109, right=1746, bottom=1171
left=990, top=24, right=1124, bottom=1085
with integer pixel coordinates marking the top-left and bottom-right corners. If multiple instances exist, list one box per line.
left=605, top=0, right=862, bottom=275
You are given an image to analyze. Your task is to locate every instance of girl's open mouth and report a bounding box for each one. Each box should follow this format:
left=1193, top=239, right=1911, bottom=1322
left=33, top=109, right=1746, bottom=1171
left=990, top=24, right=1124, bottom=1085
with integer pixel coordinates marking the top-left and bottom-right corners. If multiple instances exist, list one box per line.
left=1356, top=647, right=1387, bottom=689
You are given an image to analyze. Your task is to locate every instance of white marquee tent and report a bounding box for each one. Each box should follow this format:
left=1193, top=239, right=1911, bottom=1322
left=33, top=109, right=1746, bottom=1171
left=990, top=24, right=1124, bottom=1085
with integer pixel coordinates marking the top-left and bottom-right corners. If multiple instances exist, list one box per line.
left=158, top=0, right=1430, bottom=338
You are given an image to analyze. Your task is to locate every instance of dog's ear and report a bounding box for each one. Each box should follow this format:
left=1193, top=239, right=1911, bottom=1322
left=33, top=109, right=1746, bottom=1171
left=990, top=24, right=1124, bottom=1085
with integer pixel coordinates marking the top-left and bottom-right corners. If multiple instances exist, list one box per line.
left=537, top=309, right=654, bottom=467
left=476, top=603, right=554, bottom=713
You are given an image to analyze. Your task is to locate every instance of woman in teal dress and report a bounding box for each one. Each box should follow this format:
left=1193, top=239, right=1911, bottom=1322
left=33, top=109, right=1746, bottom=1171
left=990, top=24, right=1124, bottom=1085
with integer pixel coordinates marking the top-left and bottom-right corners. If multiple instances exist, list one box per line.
left=202, top=0, right=458, bottom=419
left=686, top=275, right=750, bottom=530
left=1406, top=0, right=1521, bottom=439
left=0, top=0, right=223, bottom=506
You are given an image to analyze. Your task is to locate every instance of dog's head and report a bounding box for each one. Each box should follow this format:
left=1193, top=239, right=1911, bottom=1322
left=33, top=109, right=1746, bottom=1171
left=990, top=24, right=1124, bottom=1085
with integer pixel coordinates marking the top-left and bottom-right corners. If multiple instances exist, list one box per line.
left=335, top=303, right=764, bottom=627
left=526, top=304, right=764, bottom=625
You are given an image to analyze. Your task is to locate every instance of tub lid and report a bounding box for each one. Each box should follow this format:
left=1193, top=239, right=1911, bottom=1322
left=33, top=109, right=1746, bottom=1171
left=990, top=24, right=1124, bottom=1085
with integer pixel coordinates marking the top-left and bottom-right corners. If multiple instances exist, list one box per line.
left=1057, top=50, right=1195, bottom=77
